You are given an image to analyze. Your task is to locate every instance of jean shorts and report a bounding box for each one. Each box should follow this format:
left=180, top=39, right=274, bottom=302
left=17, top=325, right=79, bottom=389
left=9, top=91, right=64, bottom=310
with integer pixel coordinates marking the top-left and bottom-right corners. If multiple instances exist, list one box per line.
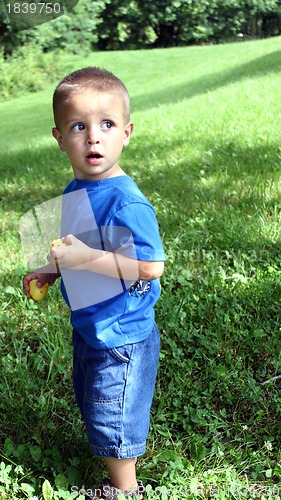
left=72, top=324, right=160, bottom=458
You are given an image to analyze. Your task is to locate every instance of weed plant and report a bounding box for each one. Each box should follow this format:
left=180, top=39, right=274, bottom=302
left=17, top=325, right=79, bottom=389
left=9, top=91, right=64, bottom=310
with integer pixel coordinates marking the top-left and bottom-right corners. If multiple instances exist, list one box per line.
left=1, top=37, right=281, bottom=498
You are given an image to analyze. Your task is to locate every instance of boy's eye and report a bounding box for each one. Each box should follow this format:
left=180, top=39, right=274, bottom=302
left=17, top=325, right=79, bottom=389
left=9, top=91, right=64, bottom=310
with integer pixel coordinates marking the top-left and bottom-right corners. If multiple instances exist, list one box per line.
left=101, top=121, right=113, bottom=129
left=72, top=123, right=85, bottom=132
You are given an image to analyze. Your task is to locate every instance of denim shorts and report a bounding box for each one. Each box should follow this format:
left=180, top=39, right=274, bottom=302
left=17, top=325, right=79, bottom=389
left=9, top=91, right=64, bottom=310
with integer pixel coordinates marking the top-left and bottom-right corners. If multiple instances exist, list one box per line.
left=72, top=324, right=160, bottom=458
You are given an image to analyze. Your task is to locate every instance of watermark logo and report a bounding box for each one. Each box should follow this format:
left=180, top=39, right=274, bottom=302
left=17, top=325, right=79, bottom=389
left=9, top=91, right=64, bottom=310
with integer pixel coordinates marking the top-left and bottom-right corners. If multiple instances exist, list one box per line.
left=71, top=483, right=281, bottom=499
left=1, top=0, right=80, bottom=31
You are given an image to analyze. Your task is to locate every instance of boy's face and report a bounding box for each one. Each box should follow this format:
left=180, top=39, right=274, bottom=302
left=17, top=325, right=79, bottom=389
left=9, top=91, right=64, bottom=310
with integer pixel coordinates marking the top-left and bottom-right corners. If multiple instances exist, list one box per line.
left=52, top=90, right=133, bottom=181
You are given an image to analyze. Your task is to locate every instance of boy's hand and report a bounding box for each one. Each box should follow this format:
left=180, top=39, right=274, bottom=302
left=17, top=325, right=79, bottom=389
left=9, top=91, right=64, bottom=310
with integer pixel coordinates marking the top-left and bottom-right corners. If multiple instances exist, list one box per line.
left=23, top=265, right=60, bottom=299
left=48, top=234, right=96, bottom=271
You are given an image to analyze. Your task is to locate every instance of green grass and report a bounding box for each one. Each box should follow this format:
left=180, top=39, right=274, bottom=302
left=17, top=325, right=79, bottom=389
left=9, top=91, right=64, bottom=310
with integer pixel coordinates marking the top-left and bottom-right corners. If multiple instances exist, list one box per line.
left=1, top=37, right=281, bottom=498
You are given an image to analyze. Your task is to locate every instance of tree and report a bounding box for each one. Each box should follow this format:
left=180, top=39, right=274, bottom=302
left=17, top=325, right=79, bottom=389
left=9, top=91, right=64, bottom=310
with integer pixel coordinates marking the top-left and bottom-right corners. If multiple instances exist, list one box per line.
left=97, top=0, right=154, bottom=50
left=34, top=0, right=106, bottom=53
left=96, top=0, right=281, bottom=48
left=0, top=0, right=106, bottom=55
left=1, top=0, right=281, bottom=55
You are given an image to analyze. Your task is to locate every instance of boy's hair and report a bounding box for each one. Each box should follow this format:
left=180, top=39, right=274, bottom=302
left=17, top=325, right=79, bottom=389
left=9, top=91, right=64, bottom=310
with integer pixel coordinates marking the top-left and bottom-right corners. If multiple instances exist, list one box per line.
left=53, top=66, right=130, bottom=128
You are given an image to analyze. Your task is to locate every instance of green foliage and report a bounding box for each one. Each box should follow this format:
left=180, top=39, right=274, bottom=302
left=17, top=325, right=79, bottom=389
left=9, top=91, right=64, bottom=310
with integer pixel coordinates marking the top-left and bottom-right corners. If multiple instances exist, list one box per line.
left=32, top=0, right=107, bottom=54
left=1, top=37, right=281, bottom=498
left=96, top=0, right=281, bottom=48
left=0, top=0, right=107, bottom=55
left=1, top=0, right=281, bottom=54
left=97, top=0, right=156, bottom=50
left=0, top=42, right=63, bottom=100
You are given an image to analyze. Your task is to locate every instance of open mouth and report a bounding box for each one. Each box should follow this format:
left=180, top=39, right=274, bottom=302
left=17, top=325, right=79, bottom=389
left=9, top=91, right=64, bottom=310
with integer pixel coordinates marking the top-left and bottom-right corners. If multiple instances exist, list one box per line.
left=87, top=153, right=103, bottom=159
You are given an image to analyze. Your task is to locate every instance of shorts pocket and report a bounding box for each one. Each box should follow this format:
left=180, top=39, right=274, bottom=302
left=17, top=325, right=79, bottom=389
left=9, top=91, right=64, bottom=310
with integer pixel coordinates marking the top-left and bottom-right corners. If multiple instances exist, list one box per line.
left=108, top=345, right=132, bottom=364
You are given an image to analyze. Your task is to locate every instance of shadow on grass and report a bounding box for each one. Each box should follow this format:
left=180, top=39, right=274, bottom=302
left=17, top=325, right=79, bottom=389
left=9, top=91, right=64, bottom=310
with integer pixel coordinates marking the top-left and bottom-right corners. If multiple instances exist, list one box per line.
left=2, top=114, right=281, bottom=482
left=0, top=145, right=71, bottom=218
left=126, top=137, right=281, bottom=259
left=131, top=50, right=281, bottom=110
left=2, top=136, right=281, bottom=259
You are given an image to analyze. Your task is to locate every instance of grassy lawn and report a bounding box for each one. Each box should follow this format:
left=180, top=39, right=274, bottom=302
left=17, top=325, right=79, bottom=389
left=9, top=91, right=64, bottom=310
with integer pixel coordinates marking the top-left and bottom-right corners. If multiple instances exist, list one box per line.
left=1, top=36, right=281, bottom=498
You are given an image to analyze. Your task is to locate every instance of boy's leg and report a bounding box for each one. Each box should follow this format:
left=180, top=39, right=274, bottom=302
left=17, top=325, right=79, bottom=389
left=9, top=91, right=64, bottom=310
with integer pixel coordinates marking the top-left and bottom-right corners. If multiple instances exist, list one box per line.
left=73, top=325, right=160, bottom=496
left=104, top=457, right=137, bottom=491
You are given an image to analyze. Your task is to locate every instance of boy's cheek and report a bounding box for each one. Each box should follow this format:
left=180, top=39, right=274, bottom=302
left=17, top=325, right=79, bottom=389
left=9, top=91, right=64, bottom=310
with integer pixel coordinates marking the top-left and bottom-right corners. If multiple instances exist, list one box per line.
left=57, top=137, right=66, bottom=151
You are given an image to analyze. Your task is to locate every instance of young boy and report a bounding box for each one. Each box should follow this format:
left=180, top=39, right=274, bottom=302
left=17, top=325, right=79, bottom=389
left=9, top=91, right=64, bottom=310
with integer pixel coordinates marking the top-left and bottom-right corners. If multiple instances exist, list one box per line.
left=23, top=67, right=165, bottom=499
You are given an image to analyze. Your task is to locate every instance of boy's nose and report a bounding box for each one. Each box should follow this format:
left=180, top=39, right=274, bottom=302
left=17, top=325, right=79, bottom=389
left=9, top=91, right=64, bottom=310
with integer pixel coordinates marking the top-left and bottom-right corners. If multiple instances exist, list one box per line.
left=87, top=128, right=100, bottom=144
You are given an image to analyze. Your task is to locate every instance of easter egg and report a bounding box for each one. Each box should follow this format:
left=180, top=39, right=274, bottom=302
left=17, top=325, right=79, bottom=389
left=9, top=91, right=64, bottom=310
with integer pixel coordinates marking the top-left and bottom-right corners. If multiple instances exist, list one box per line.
left=29, top=279, right=48, bottom=301
left=50, top=238, right=68, bottom=249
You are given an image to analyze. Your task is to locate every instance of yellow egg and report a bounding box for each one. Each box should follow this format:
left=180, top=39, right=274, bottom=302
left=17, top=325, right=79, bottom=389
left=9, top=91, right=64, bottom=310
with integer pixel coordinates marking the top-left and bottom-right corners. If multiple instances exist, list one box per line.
left=50, top=238, right=68, bottom=250
left=29, top=279, right=48, bottom=301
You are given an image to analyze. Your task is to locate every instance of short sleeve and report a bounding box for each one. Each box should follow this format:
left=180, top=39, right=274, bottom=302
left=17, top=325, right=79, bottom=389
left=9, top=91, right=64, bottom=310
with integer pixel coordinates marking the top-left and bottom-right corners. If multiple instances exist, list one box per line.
left=101, top=202, right=165, bottom=262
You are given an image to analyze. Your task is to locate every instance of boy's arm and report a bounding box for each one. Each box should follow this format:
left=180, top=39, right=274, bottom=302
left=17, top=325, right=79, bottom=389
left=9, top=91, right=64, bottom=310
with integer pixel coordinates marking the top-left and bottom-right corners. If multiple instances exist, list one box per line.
left=93, top=251, right=164, bottom=281
left=50, top=234, right=164, bottom=281
left=23, top=263, right=61, bottom=299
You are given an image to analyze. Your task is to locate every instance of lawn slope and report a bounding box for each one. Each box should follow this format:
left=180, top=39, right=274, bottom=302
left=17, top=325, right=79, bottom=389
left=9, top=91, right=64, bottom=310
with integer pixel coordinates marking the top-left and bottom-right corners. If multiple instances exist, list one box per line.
left=1, top=37, right=281, bottom=499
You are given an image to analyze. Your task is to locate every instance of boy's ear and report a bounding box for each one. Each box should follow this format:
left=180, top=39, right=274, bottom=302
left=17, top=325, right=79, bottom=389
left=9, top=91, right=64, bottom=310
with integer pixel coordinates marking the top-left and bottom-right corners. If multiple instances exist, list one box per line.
left=52, top=127, right=66, bottom=151
left=123, top=122, right=134, bottom=147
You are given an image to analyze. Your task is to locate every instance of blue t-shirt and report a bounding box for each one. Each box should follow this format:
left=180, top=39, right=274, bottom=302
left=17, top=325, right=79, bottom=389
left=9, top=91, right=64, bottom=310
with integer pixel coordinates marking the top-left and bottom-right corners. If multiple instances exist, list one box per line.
left=60, top=175, right=165, bottom=349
